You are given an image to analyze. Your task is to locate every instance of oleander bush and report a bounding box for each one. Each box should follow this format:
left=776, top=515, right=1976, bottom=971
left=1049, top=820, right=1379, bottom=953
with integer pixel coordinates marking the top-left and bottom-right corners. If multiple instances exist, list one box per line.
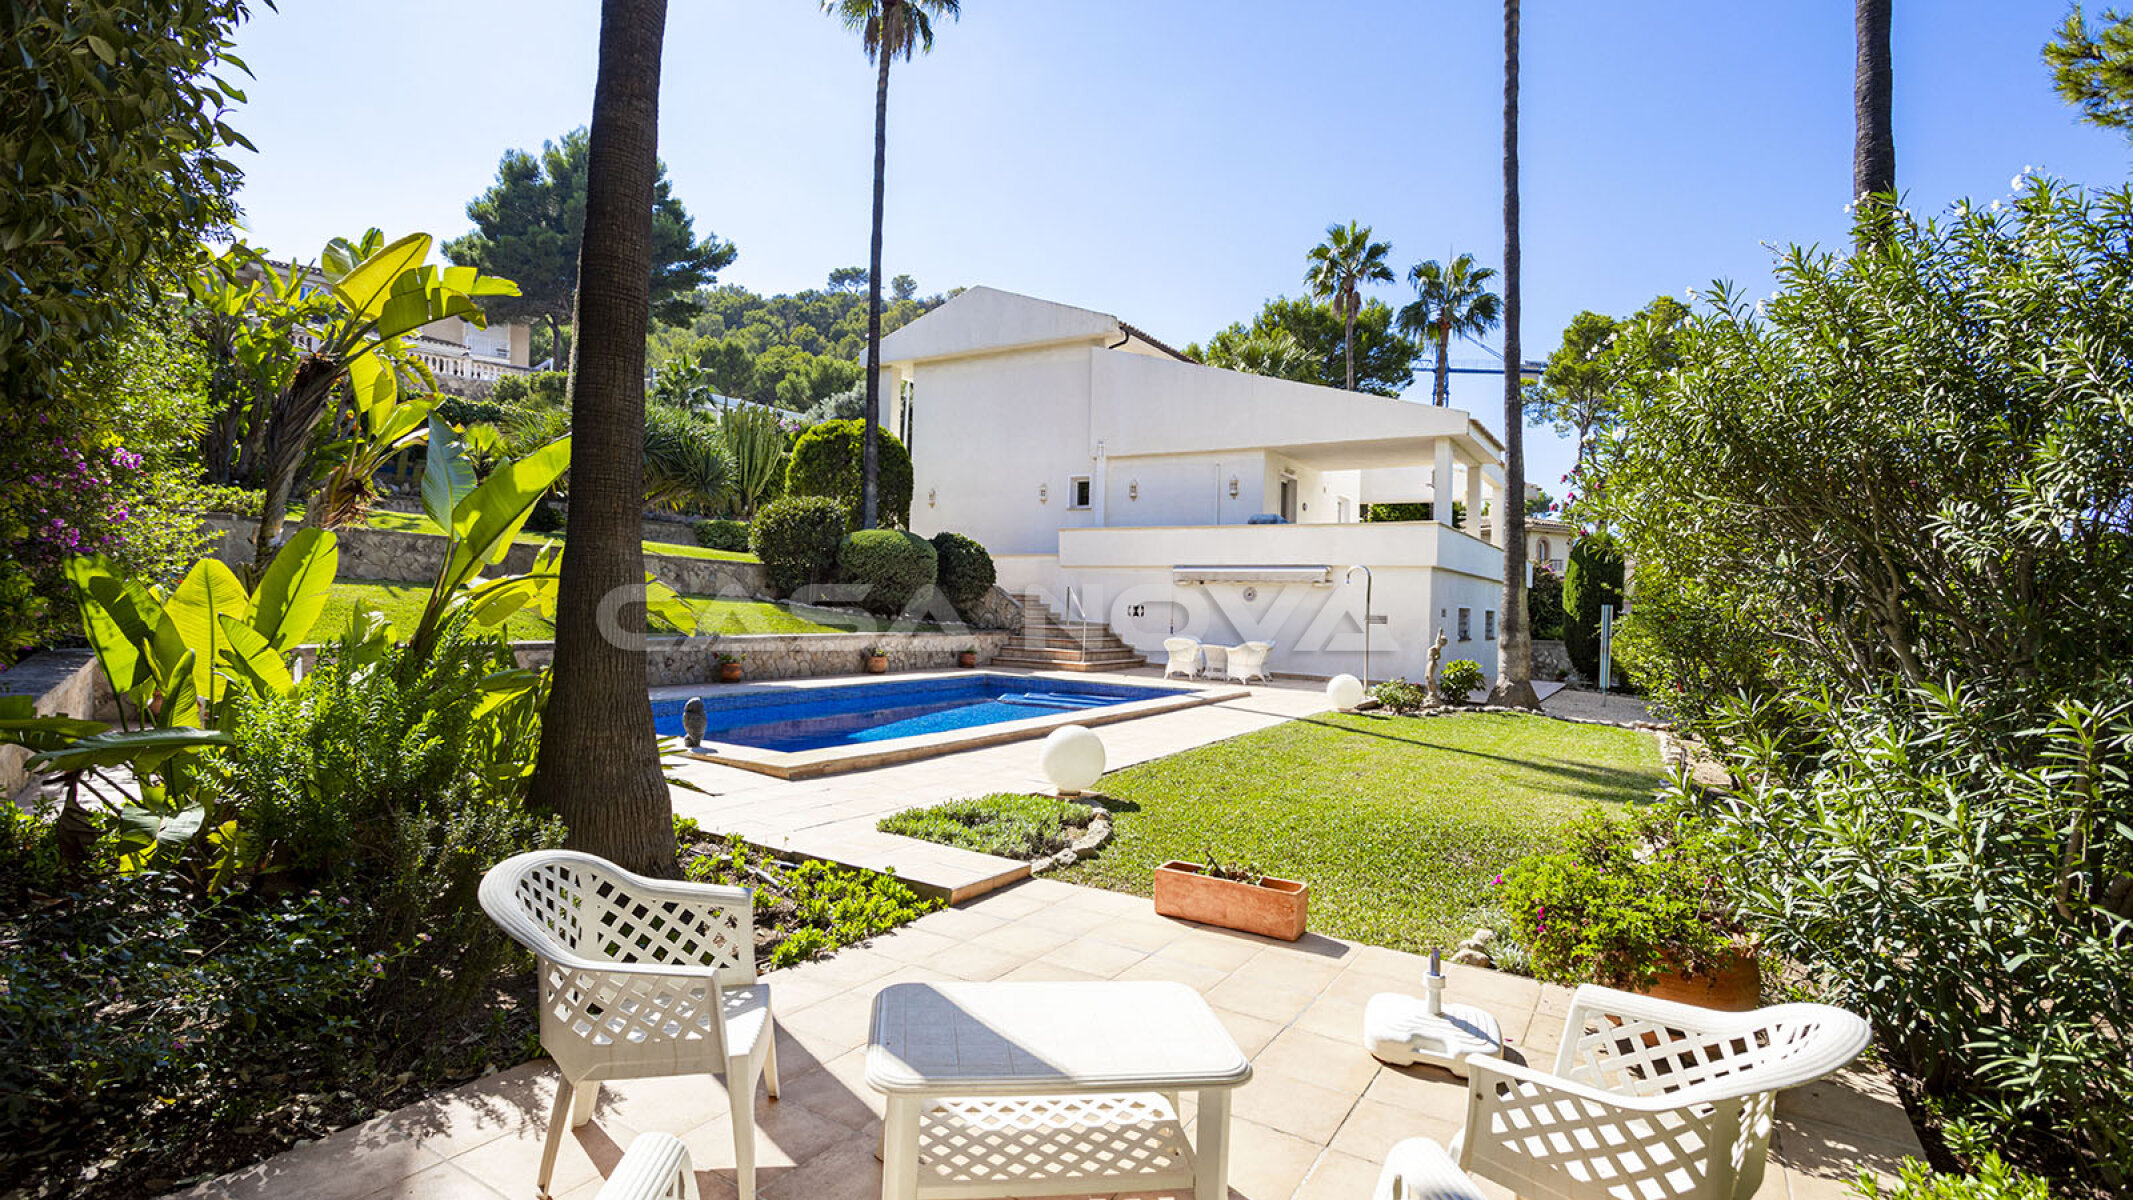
left=750, top=495, right=847, bottom=597
left=838, top=528, right=938, bottom=616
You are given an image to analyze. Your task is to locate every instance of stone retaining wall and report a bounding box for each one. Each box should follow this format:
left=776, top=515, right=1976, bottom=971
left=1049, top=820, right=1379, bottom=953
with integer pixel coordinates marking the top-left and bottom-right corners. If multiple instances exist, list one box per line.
left=1532, top=638, right=1575, bottom=682
left=200, top=514, right=769, bottom=598
left=509, top=630, right=1013, bottom=685
left=2, top=649, right=112, bottom=803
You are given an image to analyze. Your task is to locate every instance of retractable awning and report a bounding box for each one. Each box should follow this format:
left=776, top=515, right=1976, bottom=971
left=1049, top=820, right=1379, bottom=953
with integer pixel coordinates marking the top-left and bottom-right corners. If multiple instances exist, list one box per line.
left=1171, top=564, right=1332, bottom=585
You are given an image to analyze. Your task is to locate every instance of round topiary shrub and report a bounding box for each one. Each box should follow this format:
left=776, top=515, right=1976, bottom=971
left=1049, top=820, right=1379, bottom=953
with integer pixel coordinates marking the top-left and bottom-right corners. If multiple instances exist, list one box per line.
left=838, top=529, right=938, bottom=616
left=785, top=419, right=914, bottom=529
left=693, top=518, right=750, bottom=553
left=1439, top=659, right=1485, bottom=702
left=929, top=531, right=996, bottom=611
left=1564, top=533, right=1626, bottom=681
left=750, top=496, right=846, bottom=597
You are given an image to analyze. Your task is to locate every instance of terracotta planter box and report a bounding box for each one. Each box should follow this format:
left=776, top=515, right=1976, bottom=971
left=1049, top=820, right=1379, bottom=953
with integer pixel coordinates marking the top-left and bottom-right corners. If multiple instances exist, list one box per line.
left=1152, top=861, right=1308, bottom=941
left=717, top=662, right=743, bottom=683
left=958, top=652, right=978, bottom=668
left=864, top=655, right=889, bottom=674
left=1640, top=949, right=1762, bottom=1012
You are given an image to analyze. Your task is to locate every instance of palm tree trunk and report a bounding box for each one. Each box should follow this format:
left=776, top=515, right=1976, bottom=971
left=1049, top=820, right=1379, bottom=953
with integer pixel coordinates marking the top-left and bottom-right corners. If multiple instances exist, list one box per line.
left=1493, top=0, right=1539, bottom=710
left=1342, top=290, right=1357, bottom=391
left=1853, top=0, right=1895, bottom=245
left=529, top=0, right=678, bottom=877
left=1434, top=322, right=1451, bottom=406
left=861, top=9, right=895, bottom=530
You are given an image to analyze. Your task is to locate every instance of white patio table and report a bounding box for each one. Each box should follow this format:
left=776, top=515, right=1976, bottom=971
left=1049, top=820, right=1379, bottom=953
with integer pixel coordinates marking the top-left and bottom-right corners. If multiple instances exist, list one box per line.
left=867, top=980, right=1252, bottom=1200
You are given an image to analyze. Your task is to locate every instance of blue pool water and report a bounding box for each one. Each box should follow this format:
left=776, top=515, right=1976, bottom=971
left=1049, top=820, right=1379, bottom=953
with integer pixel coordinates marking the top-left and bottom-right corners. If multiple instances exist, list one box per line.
left=651, top=674, right=1182, bottom=753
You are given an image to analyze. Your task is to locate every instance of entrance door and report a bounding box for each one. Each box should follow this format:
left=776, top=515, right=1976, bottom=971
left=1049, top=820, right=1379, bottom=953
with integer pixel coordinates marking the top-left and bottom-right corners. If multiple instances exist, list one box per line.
left=1279, top=477, right=1297, bottom=522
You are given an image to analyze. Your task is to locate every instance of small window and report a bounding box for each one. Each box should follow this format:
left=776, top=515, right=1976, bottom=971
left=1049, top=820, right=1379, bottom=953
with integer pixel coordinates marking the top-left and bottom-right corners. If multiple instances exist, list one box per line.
left=1068, top=476, right=1092, bottom=509
left=1485, top=610, right=1497, bottom=640
left=1458, top=607, right=1472, bottom=641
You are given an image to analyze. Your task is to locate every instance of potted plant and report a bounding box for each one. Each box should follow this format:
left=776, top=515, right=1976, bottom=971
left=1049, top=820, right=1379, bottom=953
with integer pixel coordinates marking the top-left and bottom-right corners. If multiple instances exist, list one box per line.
left=1497, top=805, right=1758, bottom=1010
left=863, top=645, right=889, bottom=674
left=1152, top=849, right=1309, bottom=941
left=715, top=651, right=744, bottom=684
left=957, top=646, right=979, bottom=669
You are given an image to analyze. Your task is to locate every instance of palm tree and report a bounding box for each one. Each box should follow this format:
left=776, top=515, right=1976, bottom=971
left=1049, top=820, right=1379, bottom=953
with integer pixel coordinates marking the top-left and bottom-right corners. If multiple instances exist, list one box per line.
left=1303, top=220, right=1395, bottom=391
left=1397, top=254, right=1502, bottom=407
left=1492, top=0, right=1540, bottom=711
left=1854, top=0, right=1895, bottom=244
left=822, top=0, right=960, bottom=528
left=528, top=0, right=679, bottom=876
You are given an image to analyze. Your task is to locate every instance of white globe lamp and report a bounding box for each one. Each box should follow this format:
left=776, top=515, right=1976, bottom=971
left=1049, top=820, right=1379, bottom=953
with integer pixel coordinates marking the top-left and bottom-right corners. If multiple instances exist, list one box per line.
left=1326, top=673, right=1366, bottom=710
left=1039, top=725, right=1106, bottom=796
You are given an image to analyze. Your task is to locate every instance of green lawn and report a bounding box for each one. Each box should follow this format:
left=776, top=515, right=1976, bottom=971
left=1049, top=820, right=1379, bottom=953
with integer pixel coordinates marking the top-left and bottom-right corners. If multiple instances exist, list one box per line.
left=359, top=509, right=758, bottom=563
left=1052, top=711, right=1665, bottom=954
left=878, top=793, right=1096, bottom=859
left=314, top=581, right=840, bottom=643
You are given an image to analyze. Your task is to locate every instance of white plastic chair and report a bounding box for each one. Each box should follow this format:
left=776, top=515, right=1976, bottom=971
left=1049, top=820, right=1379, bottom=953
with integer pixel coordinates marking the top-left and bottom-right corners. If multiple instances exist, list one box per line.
left=1442, top=985, right=1870, bottom=1200
left=1225, top=640, right=1274, bottom=685
left=480, top=851, right=779, bottom=1200
left=596, top=1132, right=700, bottom=1200
left=1373, top=1138, right=1486, bottom=1200
left=1162, top=636, right=1203, bottom=680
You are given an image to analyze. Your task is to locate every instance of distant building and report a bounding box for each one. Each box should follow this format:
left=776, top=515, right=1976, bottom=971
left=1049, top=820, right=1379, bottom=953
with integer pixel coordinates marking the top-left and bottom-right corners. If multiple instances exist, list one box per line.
left=406, top=315, right=534, bottom=393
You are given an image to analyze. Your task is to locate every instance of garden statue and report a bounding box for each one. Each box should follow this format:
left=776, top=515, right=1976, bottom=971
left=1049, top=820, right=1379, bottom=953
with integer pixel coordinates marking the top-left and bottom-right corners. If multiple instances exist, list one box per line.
left=1423, top=628, right=1449, bottom=704
left=682, top=696, right=707, bottom=750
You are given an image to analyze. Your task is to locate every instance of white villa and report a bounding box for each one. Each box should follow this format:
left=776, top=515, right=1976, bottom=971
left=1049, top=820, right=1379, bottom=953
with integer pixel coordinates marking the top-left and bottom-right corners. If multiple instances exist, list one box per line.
left=880, top=286, right=1513, bottom=684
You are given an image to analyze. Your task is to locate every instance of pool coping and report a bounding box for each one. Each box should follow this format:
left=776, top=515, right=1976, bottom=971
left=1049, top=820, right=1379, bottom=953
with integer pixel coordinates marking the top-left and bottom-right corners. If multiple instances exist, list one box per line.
left=653, top=668, right=1248, bottom=779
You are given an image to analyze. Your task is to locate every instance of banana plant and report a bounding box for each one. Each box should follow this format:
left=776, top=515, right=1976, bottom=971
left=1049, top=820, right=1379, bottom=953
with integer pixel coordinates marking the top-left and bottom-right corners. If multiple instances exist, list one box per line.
left=307, top=349, right=439, bottom=528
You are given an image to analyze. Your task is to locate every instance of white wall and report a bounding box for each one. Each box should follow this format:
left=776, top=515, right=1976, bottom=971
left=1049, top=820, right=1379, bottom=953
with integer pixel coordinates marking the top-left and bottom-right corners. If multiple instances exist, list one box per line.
left=907, top=345, right=1094, bottom=555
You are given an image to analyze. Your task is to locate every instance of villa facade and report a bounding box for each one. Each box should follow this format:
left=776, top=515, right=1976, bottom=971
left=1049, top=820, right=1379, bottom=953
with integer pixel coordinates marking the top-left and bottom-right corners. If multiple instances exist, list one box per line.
left=880, top=287, right=1511, bottom=684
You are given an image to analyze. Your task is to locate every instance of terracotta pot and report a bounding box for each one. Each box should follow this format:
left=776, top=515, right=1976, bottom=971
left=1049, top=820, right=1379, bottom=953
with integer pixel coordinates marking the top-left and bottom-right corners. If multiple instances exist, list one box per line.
left=1152, top=860, right=1308, bottom=941
left=717, top=662, right=743, bottom=683
left=865, top=655, right=889, bottom=674
left=1640, top=948, right=1762, bottom=1012
left=958, top=652, right=978, bottom=668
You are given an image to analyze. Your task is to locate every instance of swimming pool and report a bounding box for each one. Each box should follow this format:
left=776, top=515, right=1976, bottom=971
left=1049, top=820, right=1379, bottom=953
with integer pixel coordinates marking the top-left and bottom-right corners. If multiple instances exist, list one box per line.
left=652, top=674, right=1187, bottom=753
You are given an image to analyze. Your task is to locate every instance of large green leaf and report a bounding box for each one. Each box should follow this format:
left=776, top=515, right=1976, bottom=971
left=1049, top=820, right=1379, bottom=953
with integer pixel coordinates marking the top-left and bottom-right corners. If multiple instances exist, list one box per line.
left=251, top=528, right=338, bottom=652
left=423, top=417, right=477, bottom=533
left=115, top=802, right=207, bottom=869
left=160, top=558, right=250, bottom=701
left=346, top=351, right=398, bottom=416
left=0, top=703, right=111, bottom=753
left=329, top=232, right=431, bottom=324
left=28, top=727, right=233, bottom=774
left=65, top=558, right=151, bottom=696
left=217, top=616, right=295, bottom=697
left=446, top=436, right=572, bottom=587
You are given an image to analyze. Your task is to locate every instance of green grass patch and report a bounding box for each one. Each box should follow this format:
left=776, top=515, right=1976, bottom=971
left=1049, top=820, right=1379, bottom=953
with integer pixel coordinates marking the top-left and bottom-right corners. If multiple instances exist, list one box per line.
left=359, top=509, right=758, bottom=563
left=878, top=794, right=1096, bottom=860
left=313, top=582, right=842, bottom=643
left=1053, top=712, right=1665, bottom=954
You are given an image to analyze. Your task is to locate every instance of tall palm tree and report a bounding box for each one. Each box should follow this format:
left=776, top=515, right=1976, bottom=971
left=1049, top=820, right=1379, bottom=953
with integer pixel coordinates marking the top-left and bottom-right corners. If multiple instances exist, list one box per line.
left=528, top=0, right=678, bottom=875
left=1854, top=0, right=1895, bottom=244
left=1397, top=254, right=1502, bottom=407
left=1303, top=220, right=1395, bottom=391
left=822, top=0, right=960, bottom=529
left=1492, top=0, right=1539, bottom=710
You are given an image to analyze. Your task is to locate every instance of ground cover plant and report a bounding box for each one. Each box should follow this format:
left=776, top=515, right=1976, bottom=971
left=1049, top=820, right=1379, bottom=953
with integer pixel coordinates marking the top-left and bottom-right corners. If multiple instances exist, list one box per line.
left=1054, top=712, right=1663, bottom=952
left=878, top=793, right=1096, bottom=859
left=675, top=823, right=937, bottom=967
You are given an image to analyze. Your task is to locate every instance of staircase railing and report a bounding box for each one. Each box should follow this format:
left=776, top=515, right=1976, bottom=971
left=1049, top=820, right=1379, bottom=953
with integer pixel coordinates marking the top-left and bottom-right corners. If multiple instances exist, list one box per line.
left=1065, top=587, right=1090, bottom=660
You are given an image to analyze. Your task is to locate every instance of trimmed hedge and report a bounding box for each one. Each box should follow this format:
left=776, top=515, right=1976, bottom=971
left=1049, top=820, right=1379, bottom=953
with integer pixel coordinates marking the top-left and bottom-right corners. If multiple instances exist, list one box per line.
left=839, top=529, right=937, bottom=616
left=750, top=496, right=846, bottom=597
left=693, top=518, right=750, bottom=553
left=929, top=531, right=996, bottom=611
left=785, top=419, right=913, bottom=529
left=1564, top=533, right=1625, bottom=681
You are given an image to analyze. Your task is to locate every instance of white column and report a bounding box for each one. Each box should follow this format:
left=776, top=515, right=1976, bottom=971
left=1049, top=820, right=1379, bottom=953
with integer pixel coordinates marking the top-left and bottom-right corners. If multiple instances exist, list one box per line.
left=1464, top=459, right=1484, bottom=540
left=1432, top=438, right=1456, bottom=527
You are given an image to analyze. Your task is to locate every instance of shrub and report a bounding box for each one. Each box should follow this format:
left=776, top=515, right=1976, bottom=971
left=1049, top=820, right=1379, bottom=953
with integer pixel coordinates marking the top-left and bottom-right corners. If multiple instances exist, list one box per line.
left=879, top=794, right=1094, bottom=859
left=1563, top=533, right=1624, bottom=680
left=930, top=531, right=996, bottom=611
left=1439, top=659, right=1486, bottom=701
left=1497, top=805, right=1739, bottom=991
left=1371, top=678, right=1429, bottom=713
left=679, top=833, right=936, bottom=969
left=839, top=529, right=938, bottom=616
left=1850, top=1155, right=2054, bottom=1200
left=750, top=495, right=846, bottom=596
left=1527, top=563, right=1566, bottom=640
left=785, top=418, right=913, bottom=528
left=693, top=518, right=750, bottom=553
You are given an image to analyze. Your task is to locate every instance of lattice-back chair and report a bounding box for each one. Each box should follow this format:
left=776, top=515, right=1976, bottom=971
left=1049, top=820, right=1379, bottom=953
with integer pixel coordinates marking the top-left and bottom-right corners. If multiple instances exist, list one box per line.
left=1162, top=636, right=1203, bottom=680
left=596, top=1132, right=700, bottom=1200
left=1450, top=985, right=1869, bottom=1200
left=480, top=850, right=780, bottom=1200
left=1226, top=641, right=1274, bottom=685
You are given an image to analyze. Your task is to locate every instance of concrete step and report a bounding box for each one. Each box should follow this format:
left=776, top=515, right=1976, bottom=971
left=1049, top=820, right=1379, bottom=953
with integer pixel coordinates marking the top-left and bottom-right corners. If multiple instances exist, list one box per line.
left=991, top=647, right=1148, bottom=670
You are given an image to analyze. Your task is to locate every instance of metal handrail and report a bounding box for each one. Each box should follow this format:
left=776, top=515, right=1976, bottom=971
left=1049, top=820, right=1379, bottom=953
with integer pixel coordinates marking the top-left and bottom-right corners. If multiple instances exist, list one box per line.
left=1344, top=565, right=1374, bottom=687
left=1065, top=587, right=1090, bottom=659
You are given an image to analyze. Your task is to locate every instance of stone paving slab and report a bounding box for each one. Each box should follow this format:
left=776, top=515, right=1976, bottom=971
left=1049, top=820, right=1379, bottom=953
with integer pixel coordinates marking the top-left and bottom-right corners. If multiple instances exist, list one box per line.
left=175, top=876, right=1923, bottom=1200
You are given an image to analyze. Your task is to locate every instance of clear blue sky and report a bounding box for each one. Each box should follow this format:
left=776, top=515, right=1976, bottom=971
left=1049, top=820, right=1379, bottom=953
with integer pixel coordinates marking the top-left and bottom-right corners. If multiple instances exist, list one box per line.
left=227, top=1, right=2125, bottom=494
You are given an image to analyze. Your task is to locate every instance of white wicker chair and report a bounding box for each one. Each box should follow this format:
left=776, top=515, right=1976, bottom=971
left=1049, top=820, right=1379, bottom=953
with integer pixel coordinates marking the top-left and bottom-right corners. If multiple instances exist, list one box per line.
left=1162, top=636, right=1203, bottom=680
left=596, top=1132, right=700, bottom=1200
left=479, top=851, right=779, bottom=1200
left=1442, top=985, right=1870, bottom=1200
left=1225, top=640, right=1274, bottom=685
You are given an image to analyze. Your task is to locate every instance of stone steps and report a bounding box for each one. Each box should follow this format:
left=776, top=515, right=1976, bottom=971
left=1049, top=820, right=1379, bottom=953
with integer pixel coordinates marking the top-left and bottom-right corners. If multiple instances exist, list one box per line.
left=1001, top=593, right=1147, bottom=671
